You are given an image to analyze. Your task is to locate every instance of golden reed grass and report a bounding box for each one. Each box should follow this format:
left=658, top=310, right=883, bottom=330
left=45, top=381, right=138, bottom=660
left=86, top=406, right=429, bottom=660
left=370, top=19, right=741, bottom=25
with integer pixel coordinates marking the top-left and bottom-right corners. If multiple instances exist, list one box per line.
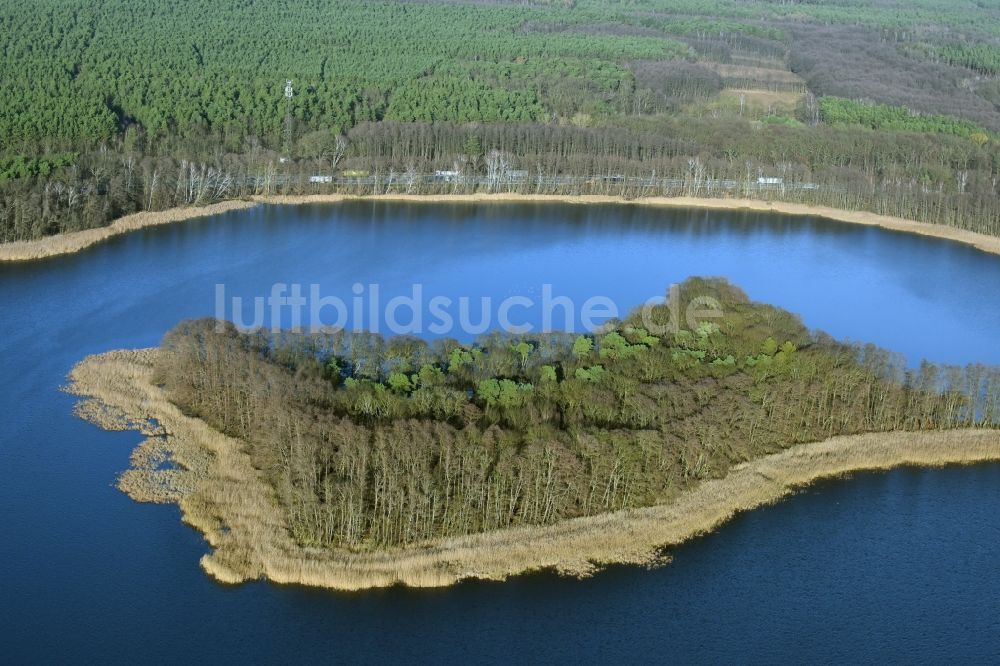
left=5, top=194, right=1000, bottom=262
left=0, top=200, right=258, bottom=262
left=67, top=349, right=1000, bottom=591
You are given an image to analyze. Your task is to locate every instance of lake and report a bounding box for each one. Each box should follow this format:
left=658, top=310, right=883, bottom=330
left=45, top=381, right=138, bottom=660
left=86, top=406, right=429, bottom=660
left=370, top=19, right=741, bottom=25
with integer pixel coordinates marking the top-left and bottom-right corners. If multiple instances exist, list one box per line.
left=1, top=201, right=999, bottom=663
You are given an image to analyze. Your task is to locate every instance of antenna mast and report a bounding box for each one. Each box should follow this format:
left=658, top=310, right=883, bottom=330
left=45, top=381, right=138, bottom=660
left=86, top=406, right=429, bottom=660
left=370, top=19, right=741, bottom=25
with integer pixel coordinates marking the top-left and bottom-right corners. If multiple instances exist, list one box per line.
left=283, top=79, right=294, bottom=156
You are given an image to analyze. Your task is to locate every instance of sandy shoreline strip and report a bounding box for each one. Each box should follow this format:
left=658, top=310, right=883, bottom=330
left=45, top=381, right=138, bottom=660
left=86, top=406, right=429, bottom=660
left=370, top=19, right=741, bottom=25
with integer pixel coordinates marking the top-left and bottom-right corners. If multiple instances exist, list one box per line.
left=67, top=349, right=1000, bottom=591
left=5, top=193, right=1000, bottom=262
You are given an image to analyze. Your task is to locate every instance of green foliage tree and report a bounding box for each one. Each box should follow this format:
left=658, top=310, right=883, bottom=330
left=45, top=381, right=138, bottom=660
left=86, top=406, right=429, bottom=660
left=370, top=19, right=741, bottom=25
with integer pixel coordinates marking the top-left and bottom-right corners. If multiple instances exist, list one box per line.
left=573, top=335, right=594, bottom=359
left=387, top=371, right=413, bottom=394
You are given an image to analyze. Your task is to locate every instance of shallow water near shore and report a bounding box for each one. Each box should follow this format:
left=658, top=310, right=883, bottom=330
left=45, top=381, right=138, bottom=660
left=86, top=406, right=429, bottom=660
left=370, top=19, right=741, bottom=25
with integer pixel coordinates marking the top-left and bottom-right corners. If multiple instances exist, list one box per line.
left=2, top=201, right=1000, bottom=662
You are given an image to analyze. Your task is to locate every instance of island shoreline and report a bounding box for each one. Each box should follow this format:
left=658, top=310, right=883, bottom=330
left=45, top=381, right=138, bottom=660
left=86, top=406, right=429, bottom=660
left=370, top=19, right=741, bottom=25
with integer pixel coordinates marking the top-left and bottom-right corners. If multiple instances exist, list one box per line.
left=5, top=193, right=1000, bottom=263
left=67, top=348, right=1000, bottom=591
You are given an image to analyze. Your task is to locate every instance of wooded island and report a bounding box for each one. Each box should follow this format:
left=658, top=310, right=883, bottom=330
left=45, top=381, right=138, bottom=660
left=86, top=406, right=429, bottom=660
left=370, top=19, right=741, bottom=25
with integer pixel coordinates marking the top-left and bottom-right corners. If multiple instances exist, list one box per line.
left=68, top=279, right=1000, bottom=587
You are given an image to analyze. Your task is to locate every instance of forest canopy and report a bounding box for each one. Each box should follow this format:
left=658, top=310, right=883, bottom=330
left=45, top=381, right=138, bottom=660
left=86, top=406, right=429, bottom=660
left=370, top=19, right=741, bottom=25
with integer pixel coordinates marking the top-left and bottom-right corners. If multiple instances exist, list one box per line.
left=1, top=0, right=998, bottom=242
left=3, top=0, right=998, bottom=148
left=154, top=278, right=1000, bottom=549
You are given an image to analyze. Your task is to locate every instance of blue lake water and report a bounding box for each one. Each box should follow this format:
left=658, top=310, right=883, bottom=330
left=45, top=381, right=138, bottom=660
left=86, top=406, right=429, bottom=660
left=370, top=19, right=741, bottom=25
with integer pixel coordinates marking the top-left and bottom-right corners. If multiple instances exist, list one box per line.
left=1, top=201, right=999, bottom=663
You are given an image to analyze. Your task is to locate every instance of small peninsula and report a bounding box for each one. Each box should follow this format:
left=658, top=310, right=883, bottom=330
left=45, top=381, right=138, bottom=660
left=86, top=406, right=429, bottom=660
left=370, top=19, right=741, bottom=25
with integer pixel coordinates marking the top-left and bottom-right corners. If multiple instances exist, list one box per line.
left=68, top=279, right=1000, bottom=589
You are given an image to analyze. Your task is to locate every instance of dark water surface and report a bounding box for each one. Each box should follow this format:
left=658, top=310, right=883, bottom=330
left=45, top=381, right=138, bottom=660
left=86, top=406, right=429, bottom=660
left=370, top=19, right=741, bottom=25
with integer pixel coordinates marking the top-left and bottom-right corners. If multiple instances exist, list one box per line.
left=1, top=202, right=999, bottom=663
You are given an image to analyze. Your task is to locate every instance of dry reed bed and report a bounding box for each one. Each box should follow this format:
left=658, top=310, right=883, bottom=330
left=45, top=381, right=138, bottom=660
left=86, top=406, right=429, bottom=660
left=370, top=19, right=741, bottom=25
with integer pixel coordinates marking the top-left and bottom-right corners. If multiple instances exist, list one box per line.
left=5, top=193, right=1000, bottom=263
left=68, top=349, right=1000, bottom=591
left=0, top=200, right=258, bottom=262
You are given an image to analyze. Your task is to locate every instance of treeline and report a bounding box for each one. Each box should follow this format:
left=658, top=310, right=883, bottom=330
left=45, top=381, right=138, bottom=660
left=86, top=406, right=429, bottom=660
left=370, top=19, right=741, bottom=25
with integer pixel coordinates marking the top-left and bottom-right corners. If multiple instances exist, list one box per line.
left=788, top=24, right=1000, bottom=132
left=154, top=278, right=1000, bottom=549
left=936, top=43, right=1000, bottom=76
left=0, top=153, right=77, bottom=183
left=629, top=61, right=724, bottom=112
left=818, top=97, right=993, bottom=140
left=2, top=114, right=997, bottom=243
left=610, top=0, right=999, bottom=38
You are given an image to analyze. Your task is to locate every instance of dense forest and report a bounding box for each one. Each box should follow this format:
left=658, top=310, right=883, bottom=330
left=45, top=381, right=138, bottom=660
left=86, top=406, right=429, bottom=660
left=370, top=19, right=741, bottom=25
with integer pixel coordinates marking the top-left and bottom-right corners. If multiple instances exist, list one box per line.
left=2, top=0, right=998, bottom=242
left=154, top=279, right=1000, bottom=549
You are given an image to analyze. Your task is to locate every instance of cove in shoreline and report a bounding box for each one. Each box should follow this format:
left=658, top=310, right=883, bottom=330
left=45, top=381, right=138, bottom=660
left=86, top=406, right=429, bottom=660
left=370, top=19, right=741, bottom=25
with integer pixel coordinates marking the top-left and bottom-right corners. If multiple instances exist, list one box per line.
left=5, top=193, right=1000, bottom=263
left=67, top=348, right=1000, bottom=591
